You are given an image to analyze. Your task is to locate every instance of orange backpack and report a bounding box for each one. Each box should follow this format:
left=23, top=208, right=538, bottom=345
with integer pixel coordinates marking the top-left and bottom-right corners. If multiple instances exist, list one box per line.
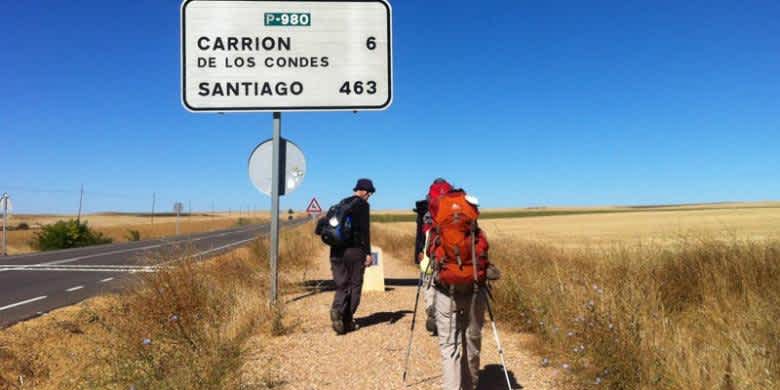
left=428, top=190, right=489, bottom=286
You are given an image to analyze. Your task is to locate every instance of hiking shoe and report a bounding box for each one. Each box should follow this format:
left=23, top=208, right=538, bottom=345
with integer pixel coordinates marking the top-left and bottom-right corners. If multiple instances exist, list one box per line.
left=345, top=320, right=360, bottom=333
left=330, top=309, right=345, bottom=335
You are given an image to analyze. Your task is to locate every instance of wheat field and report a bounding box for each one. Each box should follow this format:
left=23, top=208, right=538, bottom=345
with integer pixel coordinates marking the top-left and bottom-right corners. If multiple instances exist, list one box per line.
left=374, top=202, right=780, bottom=389
left=378, top=203, right=780, bottom=246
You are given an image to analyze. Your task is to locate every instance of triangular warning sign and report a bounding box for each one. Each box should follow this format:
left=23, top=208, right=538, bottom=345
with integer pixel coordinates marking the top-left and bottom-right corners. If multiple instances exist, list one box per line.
left=306, top=197, right=322, bottom=214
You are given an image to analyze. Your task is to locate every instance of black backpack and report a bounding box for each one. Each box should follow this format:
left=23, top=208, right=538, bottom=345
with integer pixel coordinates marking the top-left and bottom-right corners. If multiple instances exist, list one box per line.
left=315, top=197, right=360, bottom=247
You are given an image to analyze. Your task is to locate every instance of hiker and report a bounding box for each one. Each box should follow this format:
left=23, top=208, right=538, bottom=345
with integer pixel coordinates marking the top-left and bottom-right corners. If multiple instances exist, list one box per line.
left=326, top=178, right=375, bottom=335
left=426, top=189, right=492, bottom=389
left=414, top=178, right=453, bottom=336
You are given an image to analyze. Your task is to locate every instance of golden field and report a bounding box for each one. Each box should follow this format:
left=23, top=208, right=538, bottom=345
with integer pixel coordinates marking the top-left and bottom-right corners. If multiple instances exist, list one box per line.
left=377, top=203, right=780, bottom=246
left=373, top=202, right=780, bottom=389
left=2, top=212, right=283, bottom=255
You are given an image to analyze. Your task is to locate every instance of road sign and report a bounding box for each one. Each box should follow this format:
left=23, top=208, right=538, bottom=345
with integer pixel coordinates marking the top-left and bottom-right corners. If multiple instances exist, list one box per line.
left=249, top=138, right=306, bottom=196
left=181, top=0, right=393, bottom=111
left=306, top=197, right=322, bottom=214
left=173, top=202, right=184, bottom=214
left=0, top=195, right=11, bottom=213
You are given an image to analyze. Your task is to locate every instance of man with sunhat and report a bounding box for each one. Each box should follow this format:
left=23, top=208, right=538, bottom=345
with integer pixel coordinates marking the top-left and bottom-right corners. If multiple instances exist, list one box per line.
left=329, top=178, right=375, bottom=334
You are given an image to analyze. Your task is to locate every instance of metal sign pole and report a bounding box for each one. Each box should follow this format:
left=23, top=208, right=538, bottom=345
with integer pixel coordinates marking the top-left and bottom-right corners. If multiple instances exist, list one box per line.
left=176, top=207, right=180, bottom=235
left=269, top=112, right=282, bottom=305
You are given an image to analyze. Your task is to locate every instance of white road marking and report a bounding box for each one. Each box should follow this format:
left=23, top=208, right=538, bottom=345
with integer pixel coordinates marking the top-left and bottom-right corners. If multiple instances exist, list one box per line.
left=0, top=264, right=154, bottom=269
left=0, top=296, right=48, bottom=311
left=0, top=226, right=268, bottom=273
left=65, top=285, right=84, bottom=292
left=100, top=277, right=114, bottom=283
left=158, top=237, right=258, bottom=266
left=0, top=267, right=158, bottom=273
left=0, top=225, right=266, bottom=267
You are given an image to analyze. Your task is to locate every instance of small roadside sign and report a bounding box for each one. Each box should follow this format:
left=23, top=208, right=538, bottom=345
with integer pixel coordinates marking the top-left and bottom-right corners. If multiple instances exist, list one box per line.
left=306, top=197, right=322, bottom=215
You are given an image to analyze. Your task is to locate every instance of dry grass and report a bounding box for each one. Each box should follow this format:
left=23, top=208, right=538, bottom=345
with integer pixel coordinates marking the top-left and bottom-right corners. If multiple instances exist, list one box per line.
left=0, top=222, right=318, bottom=390
left=3, top=213, right=276, bottom=255
left=373, top=204, right=780, bottom=389
left=491, top=237, right=780, bottom=389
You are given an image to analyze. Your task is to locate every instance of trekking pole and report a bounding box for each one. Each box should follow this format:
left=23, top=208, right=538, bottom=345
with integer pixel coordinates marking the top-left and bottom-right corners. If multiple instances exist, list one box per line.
left=484, top=286, right=513, bottom=390
left=402, top=259, right=432, bottom=384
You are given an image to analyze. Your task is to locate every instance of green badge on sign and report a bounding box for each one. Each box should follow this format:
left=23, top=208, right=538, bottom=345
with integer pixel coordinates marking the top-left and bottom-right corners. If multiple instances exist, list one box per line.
left=265, top=13, right=311, bottom=26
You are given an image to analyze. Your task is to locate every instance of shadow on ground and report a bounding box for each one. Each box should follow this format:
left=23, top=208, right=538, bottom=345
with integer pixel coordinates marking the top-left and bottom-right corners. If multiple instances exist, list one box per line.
left=355, top=310, right=413, bottom=328
left=477, top=364, right=523, bottom=389
left=288, top=278, right=419, bottom=303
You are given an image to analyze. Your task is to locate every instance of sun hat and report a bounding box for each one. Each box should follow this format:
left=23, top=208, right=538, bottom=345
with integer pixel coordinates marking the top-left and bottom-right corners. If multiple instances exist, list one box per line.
left=353, top=178, right=376, bottom=193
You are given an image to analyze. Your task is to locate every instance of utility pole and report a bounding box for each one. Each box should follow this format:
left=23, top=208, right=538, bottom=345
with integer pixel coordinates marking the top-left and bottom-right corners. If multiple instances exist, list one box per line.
left=174, top=202, right=182, bottom=235
left=151, top=192, right=156, bottom=224
left=77, top=184, right=84, bottom=223
left=1, top=193, right=9, bottom=256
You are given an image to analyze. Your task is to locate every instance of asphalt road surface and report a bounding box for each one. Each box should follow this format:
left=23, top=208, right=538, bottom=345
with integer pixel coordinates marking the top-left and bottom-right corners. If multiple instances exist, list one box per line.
left=0, top=218, right=309, bottom=328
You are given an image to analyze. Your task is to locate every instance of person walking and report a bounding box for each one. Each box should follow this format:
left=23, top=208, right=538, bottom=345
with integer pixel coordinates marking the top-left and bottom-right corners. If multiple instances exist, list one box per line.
left=329, top=178, right=375, bottom=335
left=415, top=178, right=453, bottom=336
left=426, top=190, right=492, bottom=389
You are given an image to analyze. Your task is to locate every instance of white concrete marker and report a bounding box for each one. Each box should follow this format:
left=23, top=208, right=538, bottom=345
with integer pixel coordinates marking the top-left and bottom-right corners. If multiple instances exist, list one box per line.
left=0, top=296, right=47, bottom=311
left=362, top=247, right=385, bottom=292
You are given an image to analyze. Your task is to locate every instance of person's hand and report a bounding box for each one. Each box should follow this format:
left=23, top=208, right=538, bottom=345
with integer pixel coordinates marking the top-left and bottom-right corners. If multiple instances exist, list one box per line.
left=364, top=254, right=373, bottom=267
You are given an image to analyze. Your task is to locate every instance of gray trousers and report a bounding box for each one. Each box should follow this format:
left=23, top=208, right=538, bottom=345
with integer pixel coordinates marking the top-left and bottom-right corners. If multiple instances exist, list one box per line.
left=330, top=248, right=366, bottom=324
left=435, top=287, right=486, bottom=390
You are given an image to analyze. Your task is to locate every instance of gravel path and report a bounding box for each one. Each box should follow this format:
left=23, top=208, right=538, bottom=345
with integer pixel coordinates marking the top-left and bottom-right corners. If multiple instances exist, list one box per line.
left=242, top=248, right=563, bottom=389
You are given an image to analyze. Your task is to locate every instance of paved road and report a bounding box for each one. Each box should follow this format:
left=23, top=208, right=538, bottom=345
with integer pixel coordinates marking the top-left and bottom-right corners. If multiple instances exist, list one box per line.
left=0, top=218, right=309, bottom=328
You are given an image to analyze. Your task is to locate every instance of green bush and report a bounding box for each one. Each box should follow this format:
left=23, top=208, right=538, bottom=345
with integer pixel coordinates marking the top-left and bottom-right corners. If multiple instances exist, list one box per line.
left=31, top=219, right=113, bottom=251
left=15, top=222, right=30, bottom=230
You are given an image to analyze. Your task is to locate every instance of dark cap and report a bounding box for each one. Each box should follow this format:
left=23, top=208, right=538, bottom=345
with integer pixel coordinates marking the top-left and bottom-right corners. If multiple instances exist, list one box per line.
left=353, top=178, right=376, bottom=193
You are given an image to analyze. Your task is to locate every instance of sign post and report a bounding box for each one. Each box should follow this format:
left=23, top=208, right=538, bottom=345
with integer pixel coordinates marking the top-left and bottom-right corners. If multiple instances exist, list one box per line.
left=182, top=0, right=393, bottom=305
left=269, top=112, right=281, bottom=303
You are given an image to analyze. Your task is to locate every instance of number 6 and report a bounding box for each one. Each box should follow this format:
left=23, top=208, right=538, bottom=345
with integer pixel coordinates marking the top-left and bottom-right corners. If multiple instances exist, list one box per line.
left=366, top=37, right=376, bottom=50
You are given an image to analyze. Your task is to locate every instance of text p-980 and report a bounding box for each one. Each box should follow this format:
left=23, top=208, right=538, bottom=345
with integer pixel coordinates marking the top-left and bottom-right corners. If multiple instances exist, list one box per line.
left=264, top=12, right=311, bottom=26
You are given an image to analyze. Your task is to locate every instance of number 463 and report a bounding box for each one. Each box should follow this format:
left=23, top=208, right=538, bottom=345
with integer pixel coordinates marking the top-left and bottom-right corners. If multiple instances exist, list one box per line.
left=339, top=81, right=376, bottom=95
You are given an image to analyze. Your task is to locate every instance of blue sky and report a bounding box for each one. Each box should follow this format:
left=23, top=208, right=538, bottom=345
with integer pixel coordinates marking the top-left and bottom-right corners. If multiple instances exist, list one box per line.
left=2, top=0, right=778, bottom=214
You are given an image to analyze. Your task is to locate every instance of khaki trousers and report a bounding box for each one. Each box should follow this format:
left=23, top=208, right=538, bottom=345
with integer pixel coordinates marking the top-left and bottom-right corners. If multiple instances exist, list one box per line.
left=434, top=287, right=486, bottom=390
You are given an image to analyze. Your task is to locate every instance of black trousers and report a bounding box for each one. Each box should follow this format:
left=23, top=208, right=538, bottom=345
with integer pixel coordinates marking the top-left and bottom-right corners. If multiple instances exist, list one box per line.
left=330, top=248, right=366, bottom=323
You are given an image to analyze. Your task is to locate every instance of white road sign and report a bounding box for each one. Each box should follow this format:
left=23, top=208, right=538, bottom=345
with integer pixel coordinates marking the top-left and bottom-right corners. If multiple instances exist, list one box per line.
left=248, top=138, right=306, bottom=196
left=181, top=0, right=392, bottom=112
left=0, top=195, right=11, bottom=213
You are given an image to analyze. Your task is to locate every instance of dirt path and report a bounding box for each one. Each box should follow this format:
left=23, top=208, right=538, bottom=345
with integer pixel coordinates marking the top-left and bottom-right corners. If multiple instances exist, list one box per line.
left=242, top=248, right=563, bottom=389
